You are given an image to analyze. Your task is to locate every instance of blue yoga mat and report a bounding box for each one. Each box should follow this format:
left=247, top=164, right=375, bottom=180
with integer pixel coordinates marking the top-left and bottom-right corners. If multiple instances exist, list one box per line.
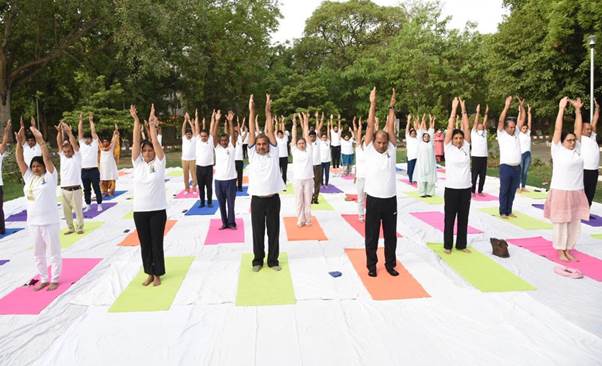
left=0, top=228, right=24, bottom=239
left=185, top=200, right=220, bottom=216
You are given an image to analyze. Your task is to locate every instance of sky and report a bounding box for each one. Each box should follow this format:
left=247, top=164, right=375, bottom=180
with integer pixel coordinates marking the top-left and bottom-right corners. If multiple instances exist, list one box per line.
left=271, top=0, right=508, bottom=44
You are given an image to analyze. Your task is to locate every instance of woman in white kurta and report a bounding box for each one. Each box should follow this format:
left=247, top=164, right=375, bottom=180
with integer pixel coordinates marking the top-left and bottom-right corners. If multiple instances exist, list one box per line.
left=352, top=117, right=366, bottom=221
left=290, top=113, right=314, bottom=227
left=99, top=126, right=120, bottom=196
left=415, top=116, right=437, bottom=197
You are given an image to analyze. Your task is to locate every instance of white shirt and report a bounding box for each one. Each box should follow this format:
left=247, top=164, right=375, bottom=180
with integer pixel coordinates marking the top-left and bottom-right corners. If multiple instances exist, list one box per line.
left=341, top=138, right=354, bottom=155
left=311, top=141, right=321, bottom=165
left=291, top=145, right=314, bottom=180
left=132, top=155, right=167, bottom=212
left=23, top=143, right=41, bottom=167
left=581, top=133, right=600, bottom=170
left=235, top=135, right=244, bottom=161
left=181, top=136, right=196, bottom=161
left=331, top=130, right=341, bottom=146
left=364, top=142, right=397, bottom=198
left=157, top=134, right=163, bottom=146
left=406, top=134, right=418, bottom=160
left=214, top=143, right=237, bottom=181
left=276, top=136, right=288, bottom=158
left=59, top=152, right=82, bottom=187
left=243, top=132, right=250, bottom=145
left=195, top=136, right=214, bottom=166
left=0, top=152, right=4, bottom=186
left=79, top=139, right=99, bottom=168
left=23, top=169, right=60, bottom=226
left=247, top=144, right=284, bottom=196
left=444, top=141, right=471, bottom=189
left=470, top=129, right=488, bottom=157
left=551, top=142, right=584, bottom=191
left=355, top=145, right=366, bottom=179
left=519, top=130, right=532, bottom=154
left=319, top=140, right=331, bottom=163
left=497, top=129, right=521, bottom=166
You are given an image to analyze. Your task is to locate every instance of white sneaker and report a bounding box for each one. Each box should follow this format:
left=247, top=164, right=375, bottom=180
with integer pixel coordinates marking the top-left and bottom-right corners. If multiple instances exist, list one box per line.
left=97, top=204, right=103, bottom=212
left=83, top=205, right=89, bottom=212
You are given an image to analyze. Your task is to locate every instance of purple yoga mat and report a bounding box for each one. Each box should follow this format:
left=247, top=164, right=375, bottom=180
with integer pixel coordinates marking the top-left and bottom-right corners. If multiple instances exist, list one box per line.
left=320, top=184, right=343, bottom=194
left=0, top=260, right=9, bottom=266
left=78, top=202, right=117, bottom=219
left=532, top=204, right=602, bottom=227
left=6, top=210, right=27, bottom=222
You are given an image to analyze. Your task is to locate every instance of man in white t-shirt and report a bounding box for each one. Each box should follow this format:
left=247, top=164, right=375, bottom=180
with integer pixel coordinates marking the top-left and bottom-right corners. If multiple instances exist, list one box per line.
left=309, top=114, right=324, bottom=204
left=276, top=129, right=289, bottom=184
left=247, top=94, right=285, bottom=272
left=234, top=124, right=247, bottom=192
left=78, top=112, right=103, bottom=211
left=0, top=121, right=11, bottom=234
left=56, top=121, right=85, bottom=234
left=581, top=100, right=600, bottom=207
left=363, top=88, right=399, bottom=278
left=181, top=112, right=197, bottom=193
left=470, top=104, right=489, bottom=194
left=194, top=111, right=216, bottom=207
left=330, top=115, right=342, bottom=169
left=212, top=111, right=239, bottom=229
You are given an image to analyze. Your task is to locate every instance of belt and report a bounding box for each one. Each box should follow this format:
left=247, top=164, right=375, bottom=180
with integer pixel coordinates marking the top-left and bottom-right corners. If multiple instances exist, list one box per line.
left=253, top=193, right=278, bottom=198
left=62, top=186, right=81, bottom=191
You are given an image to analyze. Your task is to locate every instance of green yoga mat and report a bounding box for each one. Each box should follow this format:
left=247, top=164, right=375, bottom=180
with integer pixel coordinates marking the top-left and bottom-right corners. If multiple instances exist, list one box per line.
left=236, top=253, right=296, bottom=306
left=312, top=196, right=335, bottom=211
left=282, top=182, right=294, bottom=196
left=61, top=221, right=104, bottom=249
left=520, top=190, right=548, bottom=199
left=123, top=211, right=133, bottom=220
left=592, top=234, right=602, bottom=240
left=168, top=168, right=183, bottom=177
left=406, top=191, right=443, bottom=205
left=109, top=256, right=194, bottom=312
left=427, top=243, right=535, bottom=292
left=480, top=207, right=552, bottom=230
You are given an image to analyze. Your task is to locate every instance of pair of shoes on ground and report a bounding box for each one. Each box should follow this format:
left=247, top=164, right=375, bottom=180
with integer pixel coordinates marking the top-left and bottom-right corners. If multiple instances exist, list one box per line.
left=252, top=265, right=281, bottom=272
left=368, top=266, right=399, bottom=277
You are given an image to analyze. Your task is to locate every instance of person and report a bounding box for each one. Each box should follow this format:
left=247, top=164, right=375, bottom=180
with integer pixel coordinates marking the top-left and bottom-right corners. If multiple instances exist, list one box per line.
left=0, top=121, right=11, bottom=234
left=470, top=104, right=489, bottom=195
left=290, top=113, right=314, bottom=227
left=130, top=104, right=167, bottom=287
left=242, top=122, right=250, bottom=160
left=364, top=87, right=399, bottom=277
left=181, top=111, right=197, bottom=193
left=352, top=116, right=367, bottom=222
left=194, top=110, right=216, bottom=208
left=581, top=99, right=600, bottom=207
left=443, top=97, right=472, bottom=254
left=320, top=121, right=332, bottom=186
left=518, top=104, right=533, bottom=192
left=543, top=97, right=589, bottom=262
left=276, top=120, right=289, bottom=184
left=247, top=94, right=285, bottom=272
left=330, top=116, right=342, bottom=169
left=405, top=114, right=418, bottom=183
left=78, top=112, right=103, bottom=211
left=416, top=114, right=437, bottom=197
left=15, top=124, right=61, bottom=291
left=212, top=110, right=238, bottom=230
left=21, top=117, right=42, bottom=167
left=340, top=129, right=355, bottom=176
left=55, top=121, right=84, bottom=235
left=310, top=112, right=324, bottom=204
left=99, top=125, right=120, bottom=197
left=234, top=118, right=248, bottom=192
left=434, top=127, right=444, bottom=163
left=497, top=96, right=525, bottom=218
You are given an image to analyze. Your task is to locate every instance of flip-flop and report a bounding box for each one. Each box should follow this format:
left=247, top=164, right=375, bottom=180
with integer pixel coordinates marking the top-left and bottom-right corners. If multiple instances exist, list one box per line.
left=554, top=266, right=583, bottom=279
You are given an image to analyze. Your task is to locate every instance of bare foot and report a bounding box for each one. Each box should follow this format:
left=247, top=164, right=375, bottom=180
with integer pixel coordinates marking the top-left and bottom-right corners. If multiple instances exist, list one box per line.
left=152, top=276, right=161, bottom=287
left=558, top=251, right=570, bottom=262
left=142, top=275, right=154, bottom=286
left=565, top=251, right=577, bottom=261
left=460, top=248, right=471, bottom=253
left=33, top=282, right=49, bottom=291
left=500, top=215, right=509, bottom=219
left=443, top=249, right=452, bottom=255
left=47, top=283, right=59, bottom=291
left=509, top=213, right=517, bottom=218
left=296, top=222, right=304, bottom=228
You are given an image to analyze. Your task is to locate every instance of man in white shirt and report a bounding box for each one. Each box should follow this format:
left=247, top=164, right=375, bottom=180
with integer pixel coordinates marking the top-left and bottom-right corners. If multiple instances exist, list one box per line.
left=363, top=88, right=399, bottom=278
left=56, top=121, right=84, bottom=234
left=497, top=96, right=525, bottom=218
left=248, top=94, right=285, bottom=272
left=234, top=122, right=247, bottom=192
left=330, top=115, right=342, bottom=169
left=181, top=112, right=197, bottom=193
left=78, top=112, right=103, bottom=211
left=581, top=99, right=600, bottom=207
left=276, top=129, right=289, bottom=184
left=310, top=114, right=324, bottom=204
left=470, top=104, right=489, bottom=194
left=194, top=111, right=216, bottom=207
left=213, top=111, right=238, bottom=229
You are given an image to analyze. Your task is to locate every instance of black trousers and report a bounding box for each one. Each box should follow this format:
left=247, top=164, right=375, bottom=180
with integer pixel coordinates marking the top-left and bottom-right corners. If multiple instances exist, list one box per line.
left=279, top=157, right=288, bottom=184
left=235, top=160, right=244, bottom=190
left=243, top=144, right=248, bottom=160
left=133, top=209, right=167, bottom=276
left=444, top=188, right=471, bottom=250
left=196, top=165, right=213, bottom=205
left=312, top=164, right=322, bottom=201
left=215, top=179, right=237, bottom=226
left=471, top=156, right=487, bottom=193
left=0, top=185, right=4, bottom=233
left=365, top=195, right=397, bottom=271
left=331, top=146, right=341, bottom=168
left=251, top=195, right=281, bottom=267
left=584, top=169, right=599, bottom=207
left=81, top=167, right=102, bottom=205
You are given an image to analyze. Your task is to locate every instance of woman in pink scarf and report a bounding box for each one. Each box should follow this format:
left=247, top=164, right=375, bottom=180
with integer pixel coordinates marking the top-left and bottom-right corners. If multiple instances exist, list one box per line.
left=434, top=128, right=444, bottom=162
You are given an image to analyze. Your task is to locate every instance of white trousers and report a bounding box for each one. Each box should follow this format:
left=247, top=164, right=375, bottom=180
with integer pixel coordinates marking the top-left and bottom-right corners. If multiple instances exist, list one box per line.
left=31, top=223, right=62, bottom=283
left=294, top=178, right=313, bottom=224
left=552, top=219, right=581, bottom=250
left=418, top=182, right=436, bottom=196
left=62, top=188, right=84, bottom=231
left=356, top=177, right=366, bottom=216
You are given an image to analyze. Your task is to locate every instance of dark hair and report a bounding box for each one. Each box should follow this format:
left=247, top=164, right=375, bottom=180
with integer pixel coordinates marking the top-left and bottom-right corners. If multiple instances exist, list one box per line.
left=255, top=134, right=270, bottom=145
left=374, top=130, right=390, bottom=141
left=140, top=139, right=154, bottom=150
left=309, top=131, right=317, bottom=137
left=296, top=137, right=307, bottom=144
left=452, top=128, right=464, bottom=138
left=199, top=129, right=209, bottom=135
left=184, top=129, right=193, bottom=134
left=504, top=118, right=517, bottom=127
left=25, top=133, right=35, bottom=141
left=560, top=131, right=576, bottom=143
left=409, top=128, right=416, bottom=134
left=30, top=155, right=45, bottom=169
left=321, top=133, right=327, bottom=138
left=277, top=130, right=284, bottom=135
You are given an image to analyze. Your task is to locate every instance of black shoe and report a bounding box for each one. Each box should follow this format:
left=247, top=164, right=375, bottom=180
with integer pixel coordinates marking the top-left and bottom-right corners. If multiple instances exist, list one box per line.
left=237, top=188, right=243, bottom=192
left=386, top=267, right=399, bottom=276
left=199, top=202, right=206, bottom=208
left=368, top=269, right=377, bottom=277
left=228, top=224, right=237, bottom=230
left=208, top=202, right=213, bottom=208
left=218, top=225, right=228, bottom=230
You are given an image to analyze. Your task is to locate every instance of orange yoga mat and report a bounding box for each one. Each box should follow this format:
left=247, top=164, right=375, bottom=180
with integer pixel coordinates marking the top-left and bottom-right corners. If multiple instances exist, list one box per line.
left=118, top=220, right=177, bottom=246
left=342, top=214, right=401, bottom=239
left=284, top=216, right=328, bottom=241
left=345, top=248, right=430, bottom=300
left=243, top=176, right=249, bottom=184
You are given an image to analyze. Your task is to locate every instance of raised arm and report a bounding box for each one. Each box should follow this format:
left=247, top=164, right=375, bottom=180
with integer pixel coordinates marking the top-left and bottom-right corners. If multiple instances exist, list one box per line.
left=15, top=126, right=27, bottom=174
left=248, top=95, right=256, bottom=146
left=592, top=100, right=599, bottom=130
left=210, top=110, right=220, bottom=143
left=182, top=112, right=190, bottom=136
left=460, top=98, right=470, bottom=142
left=55, top=122, right=63, bottom=149
left=130, top=105, right=141, bottom=161
left=290, top=113, right=298, bottom=147
left=30, top=126, right=54, bottom=173
left=111, top=124, right=120, bottom=147
left=78, top=112, right=84, bottom=141
left=445, top=97, right=460, bottom=145
left=405, top=114, right=411, bottom=137
left=429, top=114, right=435, bottom=130
left=265, top=95, right=276, bottom=145
left=63, top=122, right=79, bottom=152
left=387, top=88, right=397, bottom=145
left=0, top=120, right=11, bottom=154
left=148, top=104, right=165, bottom=160
left=193, top=110, right=200, bottom=136
left=89, top=112, right=98, bottom=141
left=571, top=98, right=583, bottom=141
left=365, top=87, right=377, bottom=146
left=552, top=97, right=569, bottom=144
left=527, top=104, right=532, bottom=131
left=472, top=104, right=480, bottom=130
left=302, top=113, right=310, bottom=143
left=337, top=114, right=341, bottom=132
left=517, top=97, right=526, bottom=130
left=498, top=96, right=513, bottom=132
left=227, top=111, right=235, bottom=146
left=483, top=105, right=489, bottom=129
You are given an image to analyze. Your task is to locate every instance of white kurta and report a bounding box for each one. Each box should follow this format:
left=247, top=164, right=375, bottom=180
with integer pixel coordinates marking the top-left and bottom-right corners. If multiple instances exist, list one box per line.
left=415, top=129, right=437, bottom=184
left=99, top=147, right=118, bottom=180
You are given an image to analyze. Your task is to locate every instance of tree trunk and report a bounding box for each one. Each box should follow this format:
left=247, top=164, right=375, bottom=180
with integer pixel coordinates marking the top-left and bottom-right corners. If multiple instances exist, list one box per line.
left=0, top=89, right=10, bottom=130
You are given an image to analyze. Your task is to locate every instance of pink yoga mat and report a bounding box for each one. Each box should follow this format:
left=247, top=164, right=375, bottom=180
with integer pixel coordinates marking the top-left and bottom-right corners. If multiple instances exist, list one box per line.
left=341, top=174, right=355, bottom=180
left=204, top=218, right=244, bottom=245
left=472, top=192, right=498, bottom=202
left=175, top=190, right=199, bottom=199
left=508, top=236, right=602, bottom=282
left=0, top=258, right=102, bottom=315
left=410, top=211, right=482, bottom=234
left=400, top=178, right=417, bottom=187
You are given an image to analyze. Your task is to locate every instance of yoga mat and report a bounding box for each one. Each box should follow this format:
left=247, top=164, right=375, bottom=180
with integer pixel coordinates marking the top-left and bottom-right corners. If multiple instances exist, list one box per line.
left=123, top=211, right=133, bottom=220
left=243, top=176, right=249, bottom=184
left=508, top=236, right=602, bottom=282
left=592, top=233, right=602, bottom=240
left=312, top=196, right=335, bottom=211
left=0, top=260, right=9, bottom=266
left=472, top=192, right=498, bottom=202
left=109, top=256, right=194, bottom=312
left=341, top=174, right=355, bottom=180
left=427, top=243, right=535, bottom=292
left=79, top=202, right=117, bottom=219
left=480, top=207, right=552, bottom=230
left=118, top=170, right=128, bottom=177
left=6, top=210, right=27, bottom=222
left=406, top=191, right=443, bottom=205
left=175, top=190, right=198, bottom=199
left=320, top=184, right=343, bottom=194
left=345, top=248, right=430, bottom=300
left=400, top=178, right=417, bottom=187
left=0, top=258, right=102, bottom=315
left=235, top=253, right=296, bottom=306
left=437, top=168, right=446, bottom=173
left=236, top=186, right=249, bottom=197
left=0, top=228, right=24, bottom=239
left=342, top=214, right=401, bottom=238
left=61, top=221, right=104, bottom=249
left=168, top=168, right=183, bottom=177
left=118, top=220, right=177, bottom=246
left=184, top=201, right=219, bottom=216
left=281, top=182, right=294, bottom=196
left=345, top=193, right=358, bottom=201
left=284, top=216, right=328, bottom=241
left=204, top=218, right=245, bottom=245
left=520, top=190, right=548, bottom=199
left=532, top=204, right=602, bottom=227
left=102, top=190, right=127, bottom=201
left=411, top=211, right=482, bottom=234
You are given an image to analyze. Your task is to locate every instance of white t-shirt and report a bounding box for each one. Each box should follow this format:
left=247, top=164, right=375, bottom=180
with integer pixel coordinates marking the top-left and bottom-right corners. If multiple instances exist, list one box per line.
left=355, top=145, right=366, bottom=179
left=23, top=169, right=60, bottom=226
left=444, top=141, right=471, bottom=189
left=23, top=143, right=41, bottom=167
left=406, top=134, right=418, bottom=160
left=181, top=136, right=196, bottom=161
left=319, top=140, right=331, bottom=163
left=331, top=130, right=341, bottom=146
left=132, top=155, right=167, bottom=212
left=550, top=142, right=584, bottom=191
left=234, top=135, right=244, bottom=161
left=291, top=145, right=314, bottom=180
left=470, top=129, right=488, bottom=157
left=157, top=134, right=163, bottom=146
left=364, top=142, right=397, bottom=198
left=519, top=130, right=532, bottom=154
left=243, top=132, right=249, bottom=145
left=247, top=144, right=285, bottom=196
left=341, top=138, right=354, bottom=155
left=79, top=139, right=99, bottom=169
left=581, top=133, right=600, bottom=170
left=195, top=136, right=215, bottom=167
left=59, top=152, right=82, bottom=187
left=276, top=136, right=288, bottom=158
left=311, top=141, right=321, bottom=165
left=497, top=129, right=521, bottom=166
left=214, top=143, right=237, bottom=181
left=0, top=152, right=4, bottom=186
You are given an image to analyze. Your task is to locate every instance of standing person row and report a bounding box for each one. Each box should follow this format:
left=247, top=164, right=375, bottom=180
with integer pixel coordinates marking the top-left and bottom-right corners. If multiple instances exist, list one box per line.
left=99, top=125, right=120, bottom=197
left=581, top=99, right=600, bottom=207
left=518, top=104, right=533, bottom=192
left=470, top=104, right=489, bottom=195
left=405, top=114, right=418, bottom=183
left=78, top=112, right=103, bottom=211
left=276, top=118, right=289, bottom=184
left=194, top=110, right=216, bottom=208
left=234, top=118, right=247, bottom=192
left=181, top=112, right=197, bottom=194
left=352, top=117, right=366, bottom=222
left=0, top=121, right=11, bottom=235
left=416, top=114, right=437, bottom=197
left=310, top=112, right=324, bottom=204
left=212, top=111, right=238, bottom=230
left=330, top=116, right=341, bottom=169
left=290, top=112, right=314, bottom=227
left=320, top=119, right=332, bottom=186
